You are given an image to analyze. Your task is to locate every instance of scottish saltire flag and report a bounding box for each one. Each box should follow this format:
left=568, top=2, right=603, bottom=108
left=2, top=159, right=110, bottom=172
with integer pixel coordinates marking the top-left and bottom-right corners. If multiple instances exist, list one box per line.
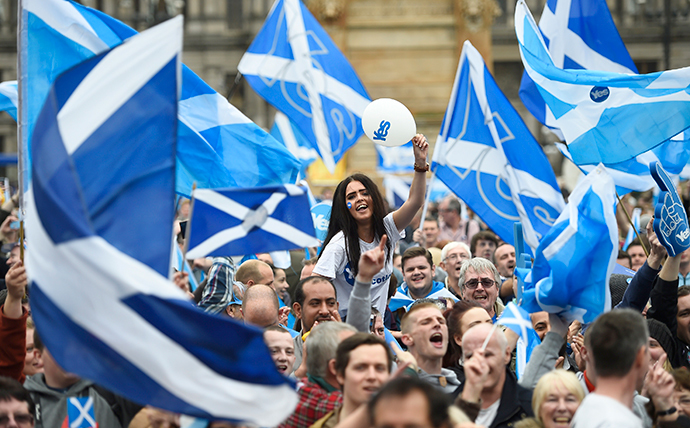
left=26, top=18, right=297, bottom=425
left=172, top=244, right=200, bottom=291
left=519, top=0, right=636, bottom=138
left=497, top=302, right=541, bottom=379
left=20, top=0, right=299, bottom=197
left=515, top=0, right=690, bottom=166
left=388, top=282, right=458, bottom=312
left=377, top=143, right=415, bottom=174
left=382, top=175, right=452, bottom=209
left=66, top=397, right=96, bottom=428
left=238, top=0, right=370, bottom=173
left=270, top=112, right=318, bottom=177
left=0, top=81, right=17, bottom=121
left=186, top=185, right=321, bottom=259
left=516, top=165, right=618, bottom=324
left=431, top=41, right=565, bottom=251
left=622, top=207, right=642, bottom=251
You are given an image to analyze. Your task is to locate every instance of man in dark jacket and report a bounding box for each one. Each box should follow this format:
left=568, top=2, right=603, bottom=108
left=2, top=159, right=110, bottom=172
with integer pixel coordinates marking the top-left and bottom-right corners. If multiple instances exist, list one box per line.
left=452, top=323, right=533, bottom=428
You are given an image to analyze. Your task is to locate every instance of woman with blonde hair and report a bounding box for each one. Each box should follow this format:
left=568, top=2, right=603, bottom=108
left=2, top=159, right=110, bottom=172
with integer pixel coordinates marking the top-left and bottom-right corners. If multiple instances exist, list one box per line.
left=515, top=369, right=585, bottom=428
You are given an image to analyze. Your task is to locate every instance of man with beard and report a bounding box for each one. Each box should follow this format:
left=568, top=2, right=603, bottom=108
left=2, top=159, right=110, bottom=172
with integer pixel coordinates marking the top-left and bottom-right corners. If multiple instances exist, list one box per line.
left=458, top=258, right=504, bottom=322
left=401, top=301, right=460, bottom=393
left=439, top=242, right=472, bottom=299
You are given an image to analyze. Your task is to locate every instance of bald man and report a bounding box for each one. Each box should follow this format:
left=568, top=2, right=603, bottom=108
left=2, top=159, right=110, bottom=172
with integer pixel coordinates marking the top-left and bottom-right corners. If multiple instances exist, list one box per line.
left=236, top=260, right=274, bottom=290
left=241, top=284, right=281, bottom=328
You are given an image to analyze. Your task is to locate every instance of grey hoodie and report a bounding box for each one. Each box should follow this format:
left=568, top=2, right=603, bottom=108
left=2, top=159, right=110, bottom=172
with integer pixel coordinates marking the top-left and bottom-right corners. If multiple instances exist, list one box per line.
left=24, top=374, right=140, bottom=428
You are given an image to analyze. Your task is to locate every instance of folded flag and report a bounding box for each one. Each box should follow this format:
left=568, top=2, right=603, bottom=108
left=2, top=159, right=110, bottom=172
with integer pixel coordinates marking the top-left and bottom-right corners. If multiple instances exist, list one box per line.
left=20, top=0, right=299, bottom=197
left=515, top=0, right=690, bottom=166
left=0, top=81, right=17, bottom=121
left=497, top=302, right=541, bottom=379
left=651, top=161, right=690, bottom=257
left=516, top=165, right=617, bottom=323
left=238, top=0, right=370, bottom=173
left=26, top=18, right=297, bottom=425
left=186, top=185, right=321, bottom=259
left=388, top=281, right=458, bottom=312
left=432, top=40, right=564, bottom=252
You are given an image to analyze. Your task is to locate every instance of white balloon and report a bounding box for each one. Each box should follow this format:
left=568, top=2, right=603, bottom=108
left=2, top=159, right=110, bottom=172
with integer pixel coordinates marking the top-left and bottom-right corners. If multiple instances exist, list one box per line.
left=361, top=98, right=416, bottom=147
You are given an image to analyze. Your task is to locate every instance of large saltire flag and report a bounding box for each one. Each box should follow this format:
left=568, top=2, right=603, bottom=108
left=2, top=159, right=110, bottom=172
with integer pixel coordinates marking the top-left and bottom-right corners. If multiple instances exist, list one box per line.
left=517, top=0, right=690, bottom=194
left=515, top=0, right=690, bottom=167
left=19, top=0, right=300, bottom=198
left=26, top=17, right=297, bottom=425
left=185, top=185, right=320, bottom=259
left=516, top=165, right=618, bottom=324
left=270, top=111, right=318, bottom=178
left=431, top=40, right=565, bottom=252
left=238, top=0, right=371, bottom=173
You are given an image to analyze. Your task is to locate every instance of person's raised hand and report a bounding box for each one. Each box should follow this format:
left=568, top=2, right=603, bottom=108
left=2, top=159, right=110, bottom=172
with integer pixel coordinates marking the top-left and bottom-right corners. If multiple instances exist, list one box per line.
left=647, top=216, right=667, bottom=269
left=412, top=228, right=425, bottom=246
left=460, top=350, right=489, bottom=404
left=3, top=260, right=26, bottom=319
left=411, top=134, right=429, bottom=166
left=645, top=354, right=677, bottom=418
left=357, top=235, right=387, bottom=284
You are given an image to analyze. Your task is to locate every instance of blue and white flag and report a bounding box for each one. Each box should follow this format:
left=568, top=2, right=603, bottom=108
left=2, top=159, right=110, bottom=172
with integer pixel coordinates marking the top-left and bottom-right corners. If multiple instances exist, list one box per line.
left=382, top=175, right=452, bottom=210
left=67, top=397, right=96, bottom=428
left=622, top=207, right=641, bottom=251
left=20, top=0, right=299, bottom=197
left=270, top=112, right=318, bottom=177
left=26, top=18, right=297, bottom=425
left=172, top=243, right=200, bottom=292
left=519, top=0, right=637, bottom=138
left=238, top=0, right=370, bottom=173
left=516, top=165, right=618, bottom=324
left=388, top=281, right=458, bottom=312
left=186, top=185, right=321, bottom=259
left=515, top=0, right=690, bottom=166
left=497, top=302, right=541, bottom=379
left=431, top=41, right=565, bottom=252
left=0, top=81, right=17, bottom=121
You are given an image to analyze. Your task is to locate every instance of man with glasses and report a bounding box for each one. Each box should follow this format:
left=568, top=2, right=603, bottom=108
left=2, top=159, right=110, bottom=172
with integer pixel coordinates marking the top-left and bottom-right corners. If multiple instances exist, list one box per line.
left=0, top=376, right=34, bottom=428
left=457, top=258, right=504, bottom=321
left=439, top=242, right=472, bottom=299
left=437, top=197, right=479, bottom=245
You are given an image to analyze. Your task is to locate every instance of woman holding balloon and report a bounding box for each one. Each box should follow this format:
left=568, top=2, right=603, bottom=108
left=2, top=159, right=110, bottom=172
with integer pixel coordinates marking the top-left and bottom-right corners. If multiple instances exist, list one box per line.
left=313, top=100, right=429, bottom=318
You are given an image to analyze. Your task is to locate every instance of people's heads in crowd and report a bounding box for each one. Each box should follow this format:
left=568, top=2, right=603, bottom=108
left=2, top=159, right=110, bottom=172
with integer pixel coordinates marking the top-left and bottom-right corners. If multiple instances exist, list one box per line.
left=401, top=301, right=448, bottom=366
left=335, top=333, right=393, bottom=409
left=236, top=260, right=274, bottom=288
left=438, top=197, right=462, bottom=229
left=530, top=312, right=551, bottom=341
left=609, top=274, right=632, bottom=308
left=530, top=370, right=585, bottom=428
left=241, top=284, right=280, bottom=328
left=256, top=253, right=273, bottom=265
left=263, top=325, right=295, bottom=375
left=0, top=376, right=36, bottom=428
left=224, top=300, right=243, bottom=320
left=458, top=258, right=501, bottom=318
left=462, top=324, right=511, bottom=393
left=393, top=253, right=402, bottom=272
left=270, top=265, right=289, bottom=298
left=422, top=217, right=440, bottom=248
left=617, top=250, right=632, bottom=270
left=370, top=307, right=385, bottom=340
left=176, top=199, right=190, bottom=220
left=647, top=318, right=675, bottom=370
left=293, top=276, right=339, bottom=332
left=443, top=300, right=491, bottom=367
left=678, top=286, right=690, bottom=345
left=493, top=243, right=516, bottom=278
left=470, top=231, right=499, bottom=260
left=305, top=322, right=357, bottom=386
left=672, top=368, right=690, bottom=417
left=368, top=376, right=453, bottom=428
left=627, top=237, right=648, bottom=271
left=300, top=257, right=318, bottom=279
left=23, top=318, right=43, bottom=377
left=4, top=243, right=20, bottom=268
left=331, top=173, right=387, bottom=229
left=439, top=242, right=471, bottom=287
left=401, top=247, right=435, bottom=300
left=33, top=332, right=80, bottom=389
left=585, top=309, right=649, bottom=389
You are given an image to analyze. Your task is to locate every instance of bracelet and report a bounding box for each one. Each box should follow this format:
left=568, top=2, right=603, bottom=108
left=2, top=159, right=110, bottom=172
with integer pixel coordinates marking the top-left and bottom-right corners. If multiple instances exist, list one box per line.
left=657, top=407, right=677, bottom=416
left=414, top=162, right=429, bottom=173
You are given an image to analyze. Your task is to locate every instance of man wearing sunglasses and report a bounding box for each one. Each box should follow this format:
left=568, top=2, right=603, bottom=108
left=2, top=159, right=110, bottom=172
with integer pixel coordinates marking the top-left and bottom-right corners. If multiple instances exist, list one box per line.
left=457, top=258, right=504, bottom=322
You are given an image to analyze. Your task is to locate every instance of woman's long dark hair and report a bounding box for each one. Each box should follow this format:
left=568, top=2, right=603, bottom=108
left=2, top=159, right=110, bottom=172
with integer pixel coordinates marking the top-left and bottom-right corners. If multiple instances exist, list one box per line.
left=443, top=300, right=484, bottom=368
left=320, top=173, right=391, bottom=278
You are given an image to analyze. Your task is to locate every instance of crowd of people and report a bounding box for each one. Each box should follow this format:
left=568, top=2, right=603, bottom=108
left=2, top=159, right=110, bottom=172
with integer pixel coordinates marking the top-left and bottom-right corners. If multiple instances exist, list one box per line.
left=3, top=135, right=690, bottom=428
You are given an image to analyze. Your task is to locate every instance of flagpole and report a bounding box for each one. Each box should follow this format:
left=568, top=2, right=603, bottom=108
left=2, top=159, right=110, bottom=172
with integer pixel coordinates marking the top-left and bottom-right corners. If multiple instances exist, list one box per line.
left=17, top=0, right=25, bottom=262
left=180, top=182, right=196, bottom=271
left=616, top=192, right=648, bottom=257
left=227, top=72, right=243, bottom=102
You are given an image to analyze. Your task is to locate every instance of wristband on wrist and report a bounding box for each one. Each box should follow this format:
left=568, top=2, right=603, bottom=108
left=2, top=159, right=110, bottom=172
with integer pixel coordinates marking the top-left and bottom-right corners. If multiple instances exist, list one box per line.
left=414, top=162, right=430, bottom=173
left=657, top=407, right=677, bottom=416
